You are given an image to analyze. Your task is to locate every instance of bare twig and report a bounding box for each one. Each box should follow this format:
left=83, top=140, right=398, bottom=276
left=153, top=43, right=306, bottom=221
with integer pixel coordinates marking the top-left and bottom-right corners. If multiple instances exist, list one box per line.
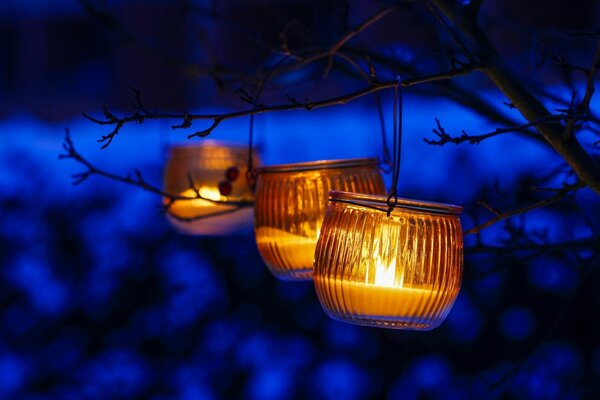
left=330, top=8, right=395, bottom=55
left=59, top=129, right=252, bottom=221
left=426, top=1, right=475, bottom=63
left=553, top=53, right=591, bottom=76
left=476, top=200, right=502, bottom=216
left=322, top=7, right=396, bottom=76
left=464, top=236, right=598, bottom=281
left=466, top=181, right=585, bottom=235
left=425, top=113, right=597, bottom=146
left=577, top=41, right=600, bottom=115
left=430, top=0, right=600, bottom=195
left=85, top=66, right=475, bottom=147
left=286, top=7, right=397, bottom=75
left=335, top=51, right=391, bottom=166
left=465, top=236, right=599, bottom=255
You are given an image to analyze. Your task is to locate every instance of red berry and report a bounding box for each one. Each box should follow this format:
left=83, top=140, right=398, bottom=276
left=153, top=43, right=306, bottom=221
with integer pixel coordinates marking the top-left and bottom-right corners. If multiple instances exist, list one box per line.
left=225, top=166, right=240, bottom=181
left=218, top=181, right=232, bottom=196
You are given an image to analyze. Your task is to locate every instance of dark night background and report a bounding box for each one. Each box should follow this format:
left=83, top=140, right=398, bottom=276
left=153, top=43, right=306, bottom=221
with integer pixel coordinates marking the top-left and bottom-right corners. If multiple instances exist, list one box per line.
left=1, top=0, right=600, bottom=399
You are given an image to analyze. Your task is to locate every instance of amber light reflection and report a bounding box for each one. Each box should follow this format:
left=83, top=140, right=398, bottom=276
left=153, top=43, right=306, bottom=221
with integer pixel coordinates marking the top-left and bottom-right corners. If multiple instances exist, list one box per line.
left=314, top=191, right=463, bottom=330
left=169, top=187, right=232, bottom=219
left=163, top=141, right=258, bottom=236
left=254, top=159, right=386, bottom=281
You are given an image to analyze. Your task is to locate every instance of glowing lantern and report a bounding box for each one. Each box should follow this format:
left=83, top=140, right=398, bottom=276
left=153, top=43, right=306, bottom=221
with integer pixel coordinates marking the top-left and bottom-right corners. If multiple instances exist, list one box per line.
left=164, top=140, right=259, bottom=236
left=254, top=158, right=386, bottom=281
left=314, top=191, right=463, bottom=330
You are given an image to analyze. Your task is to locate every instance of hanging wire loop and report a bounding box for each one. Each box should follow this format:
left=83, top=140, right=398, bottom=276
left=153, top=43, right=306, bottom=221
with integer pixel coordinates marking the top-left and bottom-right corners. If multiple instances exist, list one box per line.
left=385, top=75, right=403, bottom=216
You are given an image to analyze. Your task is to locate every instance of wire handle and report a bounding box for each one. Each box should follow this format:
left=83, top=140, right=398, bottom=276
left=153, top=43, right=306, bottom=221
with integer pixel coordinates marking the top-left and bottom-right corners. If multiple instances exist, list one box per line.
left=246, top=113, right=258, bottom=186
left=386, top=75, right=403, bottom=216
left=246, top=56, right=290, bottom=188
left=375, top=92, right=393, bottom=172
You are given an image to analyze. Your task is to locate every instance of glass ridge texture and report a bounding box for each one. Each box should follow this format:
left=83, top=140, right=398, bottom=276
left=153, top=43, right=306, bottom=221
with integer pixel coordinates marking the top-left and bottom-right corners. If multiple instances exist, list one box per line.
left=254, top=159, right=386, bottom=281
left=164, top=140, right=258, bottom=236
left=314, top=191, right=463, bottom=330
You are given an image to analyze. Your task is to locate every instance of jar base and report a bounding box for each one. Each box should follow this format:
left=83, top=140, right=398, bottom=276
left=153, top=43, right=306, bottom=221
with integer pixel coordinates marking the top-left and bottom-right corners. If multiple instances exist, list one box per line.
left=269, top=268, right=313, bottom=281
left=323, top=309, right=439, bottom=331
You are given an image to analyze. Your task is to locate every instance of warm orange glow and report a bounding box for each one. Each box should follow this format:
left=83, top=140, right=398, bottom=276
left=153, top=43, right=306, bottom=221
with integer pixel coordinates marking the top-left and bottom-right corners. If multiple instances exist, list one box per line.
left=254, top=227, right=317, bottom=271
left=314, top=191, right=463, bottom=330
left=196, top=187, right=222, bottom=202
left=169, top=187, right=233, bottom=219
left=373, top=255, right=398, bottom=287
left=163, top=141, right=258, bottom=236
left=320, top=278, right=441, bottom=322
left=254, top=159, right=386, bottom=281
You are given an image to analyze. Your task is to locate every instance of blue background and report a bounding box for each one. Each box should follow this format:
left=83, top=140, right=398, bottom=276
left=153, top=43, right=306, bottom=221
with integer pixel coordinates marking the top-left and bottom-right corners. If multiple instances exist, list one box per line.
left=1, top=1, right=600, bottom=398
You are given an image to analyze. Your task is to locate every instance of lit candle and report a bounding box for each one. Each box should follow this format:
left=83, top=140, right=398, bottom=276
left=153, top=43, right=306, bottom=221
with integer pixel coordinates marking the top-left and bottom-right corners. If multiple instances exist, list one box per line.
left=163, top=141, right=259, bottom=236
left=314, top=278, right=448, bottom=321
left=314, top=190, right=463, bottom=329
left=169, top=187, right=235, bottom=218
left=254, top=158, right=386, bottom=280
left=168, top=187, right=252, bottom=235
left=321, top=256, right=440, bottom=318
left=254, top=226, right=318, bottom=279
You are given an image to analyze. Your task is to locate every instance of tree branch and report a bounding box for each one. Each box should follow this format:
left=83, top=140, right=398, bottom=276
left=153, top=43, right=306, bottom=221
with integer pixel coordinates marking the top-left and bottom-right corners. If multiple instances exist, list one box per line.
left=466, top=181, right=585, bottom=235
left=465, top=236, right=599, bottom=255
left=59, top=130, right=252, bottom=221
left=345, top=45, right=549, bottom=146
left=578, top=40, right=600, bottom=114
left=84, top=66, right=476, bottom=147
left=426, top=113, right=598, bottom=146
left=430, top=0, right=600, bottom=196
left=327, top=7, right=395, bottom=55
left=277, top=7, right=396, bottom=77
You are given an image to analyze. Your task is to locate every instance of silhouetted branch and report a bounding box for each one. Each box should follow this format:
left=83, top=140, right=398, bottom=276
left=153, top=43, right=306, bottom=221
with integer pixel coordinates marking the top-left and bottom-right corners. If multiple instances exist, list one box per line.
left=430, top=0, right=600, bottom=195
left=578, top=41, right=600, bottom=115
left=426, top=0, right=475, bottom=63
left=323, top=7, right=396, bottom=76
left=85, top=66, right=475, bottom=147
left=280, top=7, right=396, bottom=76
left=59, top=129, right=252, bottom=221
left=465, top=236, right=599, bottom=255
left=466, top=181, right=585, bottom=235
left=345, top=44, right=548, bottom=147
left=425, top=113, right=597, bottom=145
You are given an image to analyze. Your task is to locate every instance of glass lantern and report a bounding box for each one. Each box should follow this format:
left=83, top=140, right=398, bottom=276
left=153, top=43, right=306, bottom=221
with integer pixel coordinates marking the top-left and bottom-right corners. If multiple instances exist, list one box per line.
left=314, top=190, right=463, bottom=330
left=254, top=158, right=386, bottom=281
left=163, top=140, right=259, bottom=236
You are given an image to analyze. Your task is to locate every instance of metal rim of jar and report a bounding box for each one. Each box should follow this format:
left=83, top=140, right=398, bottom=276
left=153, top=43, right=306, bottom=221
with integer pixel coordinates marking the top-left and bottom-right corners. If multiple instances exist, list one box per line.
left=257, top=157, right=380, bottom=174
left=329, top=190, right=463, bottom=215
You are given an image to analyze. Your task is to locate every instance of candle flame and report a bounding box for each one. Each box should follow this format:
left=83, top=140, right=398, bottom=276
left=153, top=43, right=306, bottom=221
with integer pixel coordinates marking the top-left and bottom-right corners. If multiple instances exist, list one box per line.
left=180, top=187, right=223, bottom=206
left=198, top=186, right=222, bottom=201
left=374, top=257, right=397, bottom=287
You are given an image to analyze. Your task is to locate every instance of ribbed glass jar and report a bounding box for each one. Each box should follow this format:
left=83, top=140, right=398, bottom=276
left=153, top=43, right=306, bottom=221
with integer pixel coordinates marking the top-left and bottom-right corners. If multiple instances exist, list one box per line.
left=314, top=191, right=463, bottom=330
left=254, top=158, right=386, bottom=281
left=164, top=140, right=259, bottom=236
